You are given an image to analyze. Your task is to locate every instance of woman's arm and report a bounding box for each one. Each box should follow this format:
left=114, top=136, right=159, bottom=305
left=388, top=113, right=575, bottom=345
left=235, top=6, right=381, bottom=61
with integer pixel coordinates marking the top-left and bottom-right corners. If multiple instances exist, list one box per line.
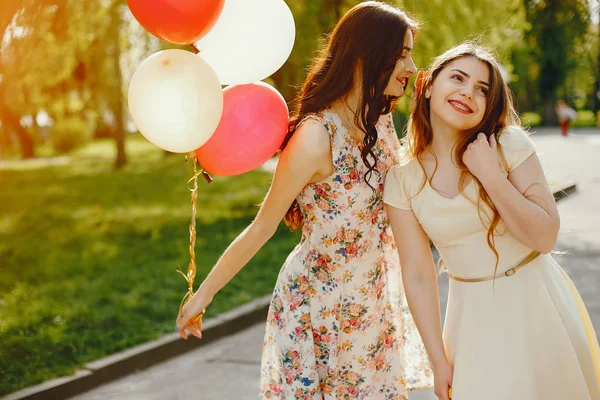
left=464, top=133, right=560, bottom=253
left=385, top=204, right=453, bottom=400
left=176, top=120, right=332, bottom=334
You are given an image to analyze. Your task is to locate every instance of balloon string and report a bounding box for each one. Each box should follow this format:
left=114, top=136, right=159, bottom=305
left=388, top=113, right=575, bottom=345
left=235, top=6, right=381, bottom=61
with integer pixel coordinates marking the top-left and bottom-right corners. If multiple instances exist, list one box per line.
left=178, top=152, right=210, bottom=322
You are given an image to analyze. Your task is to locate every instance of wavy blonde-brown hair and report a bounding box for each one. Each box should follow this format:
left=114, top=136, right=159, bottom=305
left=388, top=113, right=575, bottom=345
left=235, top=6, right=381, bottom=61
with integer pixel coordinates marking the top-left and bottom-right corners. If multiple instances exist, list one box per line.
left=407, top=42, right=520, bottom=276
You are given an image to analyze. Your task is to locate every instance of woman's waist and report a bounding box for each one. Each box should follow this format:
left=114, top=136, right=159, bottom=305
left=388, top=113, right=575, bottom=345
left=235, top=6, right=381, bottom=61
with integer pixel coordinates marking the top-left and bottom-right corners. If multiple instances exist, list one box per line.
left=295, top=232, right=397, bottom=257
left=301, top=221, right=390, bottom=239
left=437, top=245, right=539, bottom=279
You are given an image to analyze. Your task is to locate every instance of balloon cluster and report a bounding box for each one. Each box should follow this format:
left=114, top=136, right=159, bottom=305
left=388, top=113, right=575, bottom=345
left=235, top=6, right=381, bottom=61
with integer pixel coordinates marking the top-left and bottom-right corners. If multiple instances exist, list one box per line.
left=127, top=0, right=294, bottom=175
left=127, top=0, right=295, bottom=323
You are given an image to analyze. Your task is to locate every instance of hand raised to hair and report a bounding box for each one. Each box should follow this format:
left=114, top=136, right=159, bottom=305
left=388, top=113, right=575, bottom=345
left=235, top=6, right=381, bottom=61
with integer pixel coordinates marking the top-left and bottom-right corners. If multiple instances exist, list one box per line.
left=462, top=132, right=503, bottom=185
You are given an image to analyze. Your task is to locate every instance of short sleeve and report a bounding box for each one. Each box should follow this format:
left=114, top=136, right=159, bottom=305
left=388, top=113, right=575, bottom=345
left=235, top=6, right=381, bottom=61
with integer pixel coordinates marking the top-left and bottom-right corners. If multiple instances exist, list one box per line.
left=498, top=126, right=537, bottom=172
left=383, top=165, right=412, bottom=210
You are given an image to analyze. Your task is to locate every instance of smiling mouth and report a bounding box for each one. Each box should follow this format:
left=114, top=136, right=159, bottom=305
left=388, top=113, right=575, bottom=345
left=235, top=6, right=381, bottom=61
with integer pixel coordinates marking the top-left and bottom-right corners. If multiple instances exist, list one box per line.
left=396, top=77, right=408, bottom=89
left=448, top=100, right=473, bottom=113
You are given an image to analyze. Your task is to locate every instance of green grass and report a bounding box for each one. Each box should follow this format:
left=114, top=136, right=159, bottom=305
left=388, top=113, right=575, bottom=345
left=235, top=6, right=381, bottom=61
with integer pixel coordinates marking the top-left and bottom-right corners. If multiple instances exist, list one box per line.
left=0, top=135, right=298, bottom=395
left=521, top=112, right=542, bottom=127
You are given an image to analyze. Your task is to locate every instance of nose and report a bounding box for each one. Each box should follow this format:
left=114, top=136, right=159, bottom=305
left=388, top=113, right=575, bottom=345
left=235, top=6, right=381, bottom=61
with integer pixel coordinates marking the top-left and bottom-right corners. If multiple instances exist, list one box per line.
left=406, top=57, right=417, bottom=75
left=459, top=85, right=474, bottom=100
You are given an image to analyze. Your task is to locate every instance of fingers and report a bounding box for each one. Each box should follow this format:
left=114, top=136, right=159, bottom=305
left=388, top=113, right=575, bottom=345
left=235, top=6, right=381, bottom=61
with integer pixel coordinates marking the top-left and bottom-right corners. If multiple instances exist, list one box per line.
left=468, top=133, right=492, bottom=151
left=175, top=308, right=193, bottom=340
left=435, top=388, right=450, bottom=400
left=176, top=310, right=204, bottom=340
left=188, top=319, right=203, bottom=339
left=434, top=379, right=452, bottom=400
left=187, top=325, right=202, bottom=339
left=178, top=326, right=189, bottom=340
left=489, top=133, right=497, bottom=149
left=176, top=315, right=190, bottom=335
left=177, top=321, right=202, bottom=340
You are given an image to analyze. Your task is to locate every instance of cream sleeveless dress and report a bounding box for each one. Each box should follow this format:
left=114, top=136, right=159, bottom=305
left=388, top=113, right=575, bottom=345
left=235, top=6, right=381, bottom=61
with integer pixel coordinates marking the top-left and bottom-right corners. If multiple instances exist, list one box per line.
left=383, top=126, right=600, bottom=400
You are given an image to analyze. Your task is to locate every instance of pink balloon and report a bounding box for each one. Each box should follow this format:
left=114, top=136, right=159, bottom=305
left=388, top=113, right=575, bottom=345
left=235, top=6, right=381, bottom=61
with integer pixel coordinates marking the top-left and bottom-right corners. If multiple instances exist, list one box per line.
left=196, top=82, right=289, bottom=176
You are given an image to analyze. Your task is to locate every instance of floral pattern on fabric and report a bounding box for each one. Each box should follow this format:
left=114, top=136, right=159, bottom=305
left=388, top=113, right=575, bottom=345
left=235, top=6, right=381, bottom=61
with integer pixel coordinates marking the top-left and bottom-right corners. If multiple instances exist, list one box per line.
left=259, top=109, right=433, bottom=399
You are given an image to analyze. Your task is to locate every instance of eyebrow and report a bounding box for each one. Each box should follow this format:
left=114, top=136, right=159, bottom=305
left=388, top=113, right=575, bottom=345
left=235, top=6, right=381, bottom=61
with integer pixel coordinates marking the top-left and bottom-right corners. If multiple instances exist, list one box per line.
left=402, top=46, right=412, bottom=52
left=450, top=68, right=490, bottom=87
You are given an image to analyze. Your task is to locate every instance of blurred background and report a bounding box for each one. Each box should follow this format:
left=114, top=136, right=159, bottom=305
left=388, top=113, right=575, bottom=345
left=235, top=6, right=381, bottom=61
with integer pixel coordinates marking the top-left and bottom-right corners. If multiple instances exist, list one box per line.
left=0, top=0, right=598, bottom=396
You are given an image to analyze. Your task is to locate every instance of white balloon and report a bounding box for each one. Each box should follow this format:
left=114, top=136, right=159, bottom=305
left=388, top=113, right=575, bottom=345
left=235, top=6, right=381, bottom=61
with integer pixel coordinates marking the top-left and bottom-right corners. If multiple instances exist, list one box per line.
left=194, top=0, right=295, bottom=85
left=128, top=49, right=223, bottom=153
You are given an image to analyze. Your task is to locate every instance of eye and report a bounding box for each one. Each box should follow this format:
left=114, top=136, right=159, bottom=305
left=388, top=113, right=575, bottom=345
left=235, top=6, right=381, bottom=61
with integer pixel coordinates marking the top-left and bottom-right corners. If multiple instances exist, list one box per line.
left=477, top=87, right=489, bottom=96
left=451, top=74, right=464, bottom=82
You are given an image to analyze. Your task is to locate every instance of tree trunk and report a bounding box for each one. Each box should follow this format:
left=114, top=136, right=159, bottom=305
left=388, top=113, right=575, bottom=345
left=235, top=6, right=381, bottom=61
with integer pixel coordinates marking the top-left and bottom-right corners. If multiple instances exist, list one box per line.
left=0, top=124, right=13, bottom=158
left=110, top=2, right=127, bottom=168
left=0, top=100, right=35, bottom=158
left=541, top=97, right=558, bottom=126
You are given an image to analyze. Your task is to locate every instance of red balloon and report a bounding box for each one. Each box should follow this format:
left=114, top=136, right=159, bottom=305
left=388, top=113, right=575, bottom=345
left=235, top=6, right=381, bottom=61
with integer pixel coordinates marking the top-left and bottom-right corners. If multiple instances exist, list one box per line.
left=128, top=0, right=225, bottom=45
left=196, top=82, right=289, bottom=176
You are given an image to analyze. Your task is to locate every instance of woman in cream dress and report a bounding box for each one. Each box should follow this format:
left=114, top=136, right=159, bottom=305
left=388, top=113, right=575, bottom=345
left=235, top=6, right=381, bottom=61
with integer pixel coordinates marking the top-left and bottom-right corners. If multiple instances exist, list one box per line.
left=383, top=42, right=600, bottom=400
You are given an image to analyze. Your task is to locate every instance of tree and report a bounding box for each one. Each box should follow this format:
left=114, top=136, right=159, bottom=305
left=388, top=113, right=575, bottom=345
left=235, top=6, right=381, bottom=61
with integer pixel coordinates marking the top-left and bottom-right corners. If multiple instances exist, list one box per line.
left=0, top=0, right=52, bottom=158
left=1, top=0, right=103, bottom=157
left=0, top=0, right=147, bottom=164
left=108, top=0, right=127, bottom=167
left=523, top=0, right=590, bottom=123
left=273, top=0, right=358, bottom=102
left=277, top=0, right=527, bottom=105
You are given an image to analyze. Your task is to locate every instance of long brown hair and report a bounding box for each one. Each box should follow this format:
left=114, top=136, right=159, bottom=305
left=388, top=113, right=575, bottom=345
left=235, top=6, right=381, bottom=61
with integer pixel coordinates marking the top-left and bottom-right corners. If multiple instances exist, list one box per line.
left=282, top=1, right=418, bottom=230
left=407, top=42, right=520, bottom=276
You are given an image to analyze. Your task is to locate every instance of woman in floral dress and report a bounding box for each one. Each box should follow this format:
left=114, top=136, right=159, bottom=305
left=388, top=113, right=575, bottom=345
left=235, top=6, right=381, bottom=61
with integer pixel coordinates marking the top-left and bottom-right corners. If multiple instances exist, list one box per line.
left=176, top=2, right=433, bottom=398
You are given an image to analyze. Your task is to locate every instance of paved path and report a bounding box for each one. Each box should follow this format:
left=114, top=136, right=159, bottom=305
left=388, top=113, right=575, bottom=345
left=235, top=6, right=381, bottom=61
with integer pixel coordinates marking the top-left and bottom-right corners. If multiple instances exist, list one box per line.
left=71, top=128, right=600, bottom=400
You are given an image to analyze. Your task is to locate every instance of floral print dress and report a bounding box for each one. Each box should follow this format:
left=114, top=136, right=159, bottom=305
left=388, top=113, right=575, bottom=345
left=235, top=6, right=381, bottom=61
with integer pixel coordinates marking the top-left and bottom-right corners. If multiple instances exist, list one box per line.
left=259, top=109, right=433, bottom=399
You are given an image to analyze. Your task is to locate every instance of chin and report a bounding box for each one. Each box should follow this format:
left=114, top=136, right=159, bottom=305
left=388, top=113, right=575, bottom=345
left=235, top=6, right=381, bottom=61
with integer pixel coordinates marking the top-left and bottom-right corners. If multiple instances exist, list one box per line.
left=384, top=86, right=404, bottom=98
left=442, top=115, right=481, bottom=132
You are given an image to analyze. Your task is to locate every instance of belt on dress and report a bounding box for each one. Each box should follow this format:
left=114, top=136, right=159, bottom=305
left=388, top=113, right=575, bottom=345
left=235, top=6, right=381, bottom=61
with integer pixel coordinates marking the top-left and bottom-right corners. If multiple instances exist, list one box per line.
left=447, top=251, right=541, bottom=283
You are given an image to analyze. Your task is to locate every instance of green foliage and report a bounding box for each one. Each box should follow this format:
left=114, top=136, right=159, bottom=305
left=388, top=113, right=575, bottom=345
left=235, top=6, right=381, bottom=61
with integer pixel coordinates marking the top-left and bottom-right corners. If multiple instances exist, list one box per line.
left=391, top=108, right=409, bottom=138
left=51, top=117, right=91, bottom=153
left=2, top=0, right=597, bottom=161
left=523, top=0, right=591, bottom=122
left=278, top=0, right=529, bottom=103
left=0, top=136, right=298, bottom=394
left=0, top=0, right=155, bottom=162
left=571, top=110, right=597, bottom=127
left=398, top=0, right=526, bottom=70
left=521, top=112, right=542, bottom=127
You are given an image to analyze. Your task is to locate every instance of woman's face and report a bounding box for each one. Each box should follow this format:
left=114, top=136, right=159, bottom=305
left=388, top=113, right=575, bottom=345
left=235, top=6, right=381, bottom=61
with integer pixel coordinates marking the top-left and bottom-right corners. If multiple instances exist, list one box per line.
left=426, top=56, right=490, bottom=132
left=384, top=30, right=417, bottom=98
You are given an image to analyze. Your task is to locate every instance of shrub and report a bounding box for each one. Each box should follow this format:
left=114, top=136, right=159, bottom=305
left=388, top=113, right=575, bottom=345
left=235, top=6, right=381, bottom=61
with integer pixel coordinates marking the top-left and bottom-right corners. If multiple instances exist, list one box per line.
left=52, top=117, right=91, bottom=154
left=521, top=112, right=542, bottom=127
left=571, top=110, right=596, bottom=127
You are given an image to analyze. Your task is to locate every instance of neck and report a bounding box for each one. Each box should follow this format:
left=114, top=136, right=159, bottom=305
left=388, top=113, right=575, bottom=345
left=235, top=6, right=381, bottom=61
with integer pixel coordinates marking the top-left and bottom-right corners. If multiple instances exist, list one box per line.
left=343, top=86, right=362, bottom=116
left=332, top=85, right=365, bottom=138
left=429, top=112, right=460, bottom=159
left=333, top=88, right=362, bottom=122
